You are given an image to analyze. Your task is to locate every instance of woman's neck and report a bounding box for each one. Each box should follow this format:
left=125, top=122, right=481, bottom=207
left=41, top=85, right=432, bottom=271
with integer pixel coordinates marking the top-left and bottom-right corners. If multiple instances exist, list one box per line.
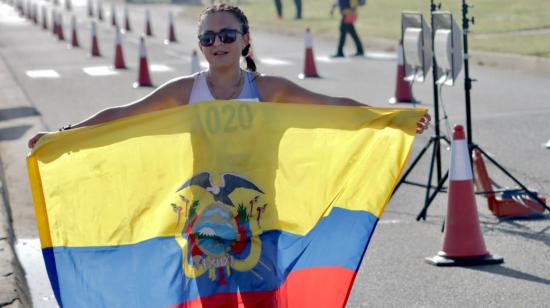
left=207, top=67, right=243, bottom=89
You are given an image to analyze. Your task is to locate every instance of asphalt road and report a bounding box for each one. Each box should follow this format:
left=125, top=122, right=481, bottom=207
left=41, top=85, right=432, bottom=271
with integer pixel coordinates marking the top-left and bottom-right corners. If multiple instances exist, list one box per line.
left=0, top=0, right=549, bottom=307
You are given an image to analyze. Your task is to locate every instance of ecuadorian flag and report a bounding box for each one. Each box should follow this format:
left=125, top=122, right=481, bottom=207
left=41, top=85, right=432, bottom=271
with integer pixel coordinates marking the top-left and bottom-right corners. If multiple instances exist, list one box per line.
left=28, top=101, right=424, bottom=307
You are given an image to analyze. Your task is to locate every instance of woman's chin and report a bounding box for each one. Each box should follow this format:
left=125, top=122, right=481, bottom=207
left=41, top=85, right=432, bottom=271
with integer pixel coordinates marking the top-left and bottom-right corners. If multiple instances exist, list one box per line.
left=208, top=59, right=239, bottom=70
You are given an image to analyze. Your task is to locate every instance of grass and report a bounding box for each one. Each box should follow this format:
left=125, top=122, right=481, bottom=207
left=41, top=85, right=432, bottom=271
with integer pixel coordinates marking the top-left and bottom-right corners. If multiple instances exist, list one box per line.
left=182, top=0, right=550, bottom=57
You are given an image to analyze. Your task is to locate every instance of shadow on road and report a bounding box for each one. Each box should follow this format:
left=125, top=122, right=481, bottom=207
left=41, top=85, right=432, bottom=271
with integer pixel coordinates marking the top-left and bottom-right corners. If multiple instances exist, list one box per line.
left=467, top=265, right=550, bottom=286
left=0, top=106, right=39, bottom=121
left=0, top=124, right=33, bottom=141
left=481, top=217, right=550, bottom=247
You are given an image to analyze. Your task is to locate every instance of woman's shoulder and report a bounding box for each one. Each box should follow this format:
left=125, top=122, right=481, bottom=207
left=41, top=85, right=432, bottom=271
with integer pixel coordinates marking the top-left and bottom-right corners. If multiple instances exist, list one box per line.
left=254, top=74, right=292, bottom=102
left=255, top=74, right=293, bottom=90
left=154, top=74, right=198, bottom=105
left=162, top=74, right=196, bottom=90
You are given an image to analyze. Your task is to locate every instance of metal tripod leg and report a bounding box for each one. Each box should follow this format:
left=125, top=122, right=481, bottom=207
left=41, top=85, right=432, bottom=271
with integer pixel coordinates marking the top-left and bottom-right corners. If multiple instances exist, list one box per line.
left=416, top=138, right=449, bottom=220
left=474, top=144, right=549, bottom=212
left=392, top=137, right=436, bottom=196
left=417, top=171, right=449, bottom=221
left=422, top=137, right=439, bottom=210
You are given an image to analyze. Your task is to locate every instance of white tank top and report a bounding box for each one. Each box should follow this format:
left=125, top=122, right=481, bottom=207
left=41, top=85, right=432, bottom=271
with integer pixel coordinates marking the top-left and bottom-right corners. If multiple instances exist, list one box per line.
left=188, top=70, right=262, bottom=104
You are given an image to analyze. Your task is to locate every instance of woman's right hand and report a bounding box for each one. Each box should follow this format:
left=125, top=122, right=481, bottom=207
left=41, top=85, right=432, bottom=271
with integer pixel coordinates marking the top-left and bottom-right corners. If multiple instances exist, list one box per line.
left=28, top=132, right=48, bottom=149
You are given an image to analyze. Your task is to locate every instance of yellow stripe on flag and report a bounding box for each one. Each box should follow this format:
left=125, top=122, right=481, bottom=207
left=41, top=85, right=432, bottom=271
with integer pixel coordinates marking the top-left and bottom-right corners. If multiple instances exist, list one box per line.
left=28, top=101, right=425, bottom=248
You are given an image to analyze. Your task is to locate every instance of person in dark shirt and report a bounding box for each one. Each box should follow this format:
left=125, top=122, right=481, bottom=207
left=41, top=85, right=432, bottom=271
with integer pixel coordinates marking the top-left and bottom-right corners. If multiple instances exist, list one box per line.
left=331, top=0, right=364, bottom=57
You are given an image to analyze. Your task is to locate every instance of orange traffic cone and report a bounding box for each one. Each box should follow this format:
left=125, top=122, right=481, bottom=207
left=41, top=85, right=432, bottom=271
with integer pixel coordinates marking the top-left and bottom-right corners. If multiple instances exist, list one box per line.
left=90, top=20, right=101, bottom=56
left=69, top=15, right=79, bottom=48
left=110, top=2, right=117, bottom=27
left=133, top=36, right=153, bottom=88
left=145, top=9, right=153, bottom=36
left=23, top=1, right=29, bottom=19
left=426, top=125, right=504, bottom=266
left=97, top=0, right=103, bottom=21
left=298, top=28, right=320, bottom=79
left=57, top=13, right=65, bottom=41
left=51, top=10, right=57, bottom=35
left=41, top=6, right=48, bottom=30
left=472, top=149, right=546, bottom=218
left=32, top=3, right=38, bottom=24
left=24, top=1, right=30, bottom=20
left=164, top=11, right=177, bottom=44
left=113, top=28, right=126, bottom=69
left=87, top=0, right=93, bottom=17
left=191, top=49, right=200, bottom=74
left=389, top=40, right=417, bottom=104
left=123, top=6, right=131, bottom=32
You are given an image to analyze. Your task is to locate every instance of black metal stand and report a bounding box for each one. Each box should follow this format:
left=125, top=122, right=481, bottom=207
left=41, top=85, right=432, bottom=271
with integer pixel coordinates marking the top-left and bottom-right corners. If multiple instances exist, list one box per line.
left=397, top=0, right=548, bottom=219
left=410, top=0, right=548, bottom=218
left=460, top=0, right=547, bottom=212
left=392, top=1, right=450, bottom=220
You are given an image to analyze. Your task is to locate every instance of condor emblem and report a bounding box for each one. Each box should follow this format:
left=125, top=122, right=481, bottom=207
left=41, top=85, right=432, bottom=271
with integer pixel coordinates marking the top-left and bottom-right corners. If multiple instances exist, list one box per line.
left=171, top=172, right=270, bottom=284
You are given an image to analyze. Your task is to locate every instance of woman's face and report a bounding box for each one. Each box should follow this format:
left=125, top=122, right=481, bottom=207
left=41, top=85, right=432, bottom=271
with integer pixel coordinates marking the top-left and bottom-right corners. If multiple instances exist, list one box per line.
left=198, top=12, right=249, bottom=70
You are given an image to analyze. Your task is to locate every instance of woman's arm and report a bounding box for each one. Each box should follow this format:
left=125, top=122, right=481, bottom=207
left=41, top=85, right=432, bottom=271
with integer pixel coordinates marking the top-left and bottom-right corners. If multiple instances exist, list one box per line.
left=28, top=76, right=194, bottom=148
left=256, top=75, right=368, bottom=106
left=256, top=75, right=431, bottom=134
left=69, top=77, right=193, bottom=129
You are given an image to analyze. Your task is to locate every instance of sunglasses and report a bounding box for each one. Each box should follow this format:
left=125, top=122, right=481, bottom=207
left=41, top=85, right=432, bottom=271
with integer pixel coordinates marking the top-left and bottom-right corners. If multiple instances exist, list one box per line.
left=198, top=28, right=244, bottom=47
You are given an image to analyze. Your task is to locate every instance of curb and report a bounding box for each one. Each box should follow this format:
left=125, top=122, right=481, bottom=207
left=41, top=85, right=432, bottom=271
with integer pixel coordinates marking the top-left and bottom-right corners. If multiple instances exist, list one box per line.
left=0, top=52, right=33, bottom=308
left=0, top=169, right=32, bottom=307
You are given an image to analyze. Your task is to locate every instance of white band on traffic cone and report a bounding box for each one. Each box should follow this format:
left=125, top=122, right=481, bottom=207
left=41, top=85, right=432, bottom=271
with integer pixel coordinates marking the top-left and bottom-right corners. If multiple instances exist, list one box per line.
left=304, top=29, right=313, bottom=48
left=139, top=37, right=146, bottom=57
left=450, top=139, right=473, bottom=181
left=91, top=20, right=97, bottom=36
left=115, top=26, right=121, bottom=44
left=71, top=15, right=76, bottom=30
left=397, top=42, right=404, bottom=66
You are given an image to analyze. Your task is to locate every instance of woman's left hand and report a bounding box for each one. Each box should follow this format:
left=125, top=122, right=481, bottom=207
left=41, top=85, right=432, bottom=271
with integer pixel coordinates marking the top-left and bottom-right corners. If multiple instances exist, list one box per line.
left=416, top=113, right=431, bottom=134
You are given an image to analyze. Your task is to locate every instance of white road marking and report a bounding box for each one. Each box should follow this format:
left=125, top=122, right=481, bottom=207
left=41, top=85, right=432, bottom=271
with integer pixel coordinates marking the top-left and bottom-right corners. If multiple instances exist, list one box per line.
left=379, top=219, right=402, bottom=224
left=259, top=58, right=293, bottom=66
left=150, top=64, right=173, bottom=72
left=0, top=3, right=26, bottom=25
left=26, top=70, right=60, bottom=78
left=367, top=51, right=397, bottom=61
left=82, top=66, right=118, bottom=76
left=316, top=55, right=349, bottom=63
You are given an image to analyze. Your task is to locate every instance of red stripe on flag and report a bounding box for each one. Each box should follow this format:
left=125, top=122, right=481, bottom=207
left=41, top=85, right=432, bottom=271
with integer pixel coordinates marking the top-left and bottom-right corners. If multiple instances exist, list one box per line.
left=172, top=266, right=356, bottom=308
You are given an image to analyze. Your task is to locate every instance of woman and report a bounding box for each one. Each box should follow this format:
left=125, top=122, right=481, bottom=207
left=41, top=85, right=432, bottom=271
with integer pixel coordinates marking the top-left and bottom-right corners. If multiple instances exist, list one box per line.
left=28, top=3, right=429, bottom=148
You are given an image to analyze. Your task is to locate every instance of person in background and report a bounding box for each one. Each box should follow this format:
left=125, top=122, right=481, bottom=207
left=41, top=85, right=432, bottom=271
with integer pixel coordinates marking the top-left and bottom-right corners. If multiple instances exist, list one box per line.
left=273, top=0, right=302, bottom=20
left=331, top=0, right=364, bottom=57
left=274, top=0, right=283, bottom=19
left=294, top=0, right=302, bottom=19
